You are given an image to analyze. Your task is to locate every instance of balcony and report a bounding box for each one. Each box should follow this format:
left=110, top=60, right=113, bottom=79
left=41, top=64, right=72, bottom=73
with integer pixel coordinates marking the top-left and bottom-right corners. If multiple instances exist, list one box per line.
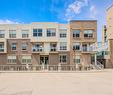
left=33, top=47, right=43, bottom=52
left=32, top=43, right=44, bottom=53
left=90, top=42, right=108, bottom=52
left=50, top=43, right=57, bottom=53
left=32, top=46, right=44, bottom=53
left=82, top=46, right=92, bottom=53
left=50, top=47, right=58, bottom=53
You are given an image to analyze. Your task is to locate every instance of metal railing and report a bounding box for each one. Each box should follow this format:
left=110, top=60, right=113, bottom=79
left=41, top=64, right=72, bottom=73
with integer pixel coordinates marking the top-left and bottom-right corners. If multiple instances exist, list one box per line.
left=50, top=47, right=57, bottom=52
left=32, top=47, right=44, bottom=52
left=91, top=61, right=104, bottom=70
left=0, top=64, right=104, bottom=71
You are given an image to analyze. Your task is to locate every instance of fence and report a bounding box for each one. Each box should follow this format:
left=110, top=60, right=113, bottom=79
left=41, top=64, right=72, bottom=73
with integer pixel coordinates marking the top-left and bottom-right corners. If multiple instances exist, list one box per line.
left=0, top=64, right=103, bottom=72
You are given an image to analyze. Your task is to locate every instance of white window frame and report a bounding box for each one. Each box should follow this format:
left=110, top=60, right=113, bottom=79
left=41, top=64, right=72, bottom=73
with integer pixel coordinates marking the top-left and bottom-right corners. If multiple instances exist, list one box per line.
left=59, top=29, right=67, bottom=38
left=22, top=30, right=29, bottom=38
left=84, top=30, right=93, bottom=38
left=21, top=42, right=27, bottom=51
left=33, top=29, right=42, bottom=37
left=73, top=30, right=80, bottom=38
left=60, top=42, right=67, bottom=50
left=7, top=55, right=17, bottom=64
left=21, top=56, right=32, bottom=64
left=9, top=30, right=16, bottom=38
left=59, top=54, right=67, bottom=64
left=73, top=55, right=81, bottom=64
left=0, top=30, right=5, bottom=38
left=73, top=43, right=81, bottom=51
left=47, top=28, right=56, bottom=37
left=11, top=43, right=17, bottom=51
left=0, top=43, right=4, bottom=52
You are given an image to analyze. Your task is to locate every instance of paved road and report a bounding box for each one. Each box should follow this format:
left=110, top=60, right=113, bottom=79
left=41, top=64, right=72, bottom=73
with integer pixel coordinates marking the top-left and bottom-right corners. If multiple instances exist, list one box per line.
left=0, top=70, right=113, bottom=95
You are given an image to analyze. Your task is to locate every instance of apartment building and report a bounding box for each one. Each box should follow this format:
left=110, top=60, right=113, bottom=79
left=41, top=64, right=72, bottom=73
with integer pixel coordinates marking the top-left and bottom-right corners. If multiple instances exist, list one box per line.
left=0, top=21, right=97, bottom=66
left=106, top=5, right=113, bottom=67
left=102, top=25, right=107, bottom=43
left=70, top=20, right=97, bottom=66
left=96, top=5, right=113, bottom=68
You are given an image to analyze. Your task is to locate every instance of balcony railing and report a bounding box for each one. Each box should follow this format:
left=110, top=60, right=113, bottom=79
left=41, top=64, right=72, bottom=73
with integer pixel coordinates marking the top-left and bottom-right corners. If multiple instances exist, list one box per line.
left=32, top=47, right=44, bottom=52
left=82, top=47, right=91, bottom=52
left=50, top=47, right=57, bottom=52
left=90, top=42, right=108, bottom=52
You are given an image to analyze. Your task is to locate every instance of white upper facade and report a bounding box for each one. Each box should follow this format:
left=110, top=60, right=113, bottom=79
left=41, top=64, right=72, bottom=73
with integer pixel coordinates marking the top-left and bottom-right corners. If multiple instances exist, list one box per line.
left=0, top=22, right=70, bottom=52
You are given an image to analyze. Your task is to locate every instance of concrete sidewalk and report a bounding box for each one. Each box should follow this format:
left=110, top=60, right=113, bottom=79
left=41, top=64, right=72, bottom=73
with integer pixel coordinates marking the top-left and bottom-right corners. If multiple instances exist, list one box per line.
left=0, top=69, right=113, bottom=95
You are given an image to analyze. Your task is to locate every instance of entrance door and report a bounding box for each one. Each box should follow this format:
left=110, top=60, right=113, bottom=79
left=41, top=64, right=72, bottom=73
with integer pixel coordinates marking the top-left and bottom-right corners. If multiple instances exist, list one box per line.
left=40, top=56, right=49, bottom=65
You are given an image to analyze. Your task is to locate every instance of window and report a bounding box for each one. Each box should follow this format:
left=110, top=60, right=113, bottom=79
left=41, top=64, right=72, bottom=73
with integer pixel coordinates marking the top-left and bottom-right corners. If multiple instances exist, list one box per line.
left=33, top=29, right=42, bottom=37
left=9, top=30, right=16, bottom=38
left=60, top=42, right=67, bottom=50
left=50, top=43, right=57, bottom=51
left=32, top=44, right=43, bottom=52
left=73, top=43, right=81, bottom=51
left=73, top=55, right=80, bottom=64
left=60, top=32, right=67, bottom=38
left=59, top=54, right=67, bottom=63
left=0, top=30, right=5, bottom=38
left=7, top=56, right=16, bottom=64
left=59, top=29, right=67, bottom=38
left=47, top=29, right=56, bottom=37
left=21, top=43, right=27, bottom=51
left=21, top=56, right=31, bottom=64
left=82, top=44, right=87, bottom=51
left=11, top=43, right=17, bottom=51
left=73, top=30, right=80, bottom=38
left=84, top=30, right=93, bottom=38
left=0, top=43, right=4, bottom=52
left=22, top=30, right=29, bottom=38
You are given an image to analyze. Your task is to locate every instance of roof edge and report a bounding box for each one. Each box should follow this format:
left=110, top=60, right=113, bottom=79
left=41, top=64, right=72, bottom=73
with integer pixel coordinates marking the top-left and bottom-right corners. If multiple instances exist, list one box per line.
left=106, top=4, right=113, bottom=11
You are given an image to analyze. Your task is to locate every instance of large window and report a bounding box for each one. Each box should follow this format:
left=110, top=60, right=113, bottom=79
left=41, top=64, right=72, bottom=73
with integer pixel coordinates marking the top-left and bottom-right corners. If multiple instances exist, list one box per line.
left=21, top=43, right=27, bottom=51
left=84, top=30, right=93, bottom=38
left=82, top=44, right=88, bottom=51
left=60, top=42, right=67, bottom=50
left=21, top=56, right=31, bottom=64
left=59, top=54, right=67, bottom=63
left=33, top=29, right=42, bottom=37
left=0, top=30, right=5, bottom=38
left=9, top=30, right=16, bottom=38
left=73, top=30, right=80, bottom=38
left=0, top=43, right=4, bottom=52
left=59, top=29, right=67, bottom=38
left=7, top=56, right=16, bottom=64
left=73, top=55, right=80, bottom=64
left=60, top=33, right=67, bottom=38
left=47, top=29, right=56, bottom=37
left=73, top=43, right=81, bottom=50
left=50, top=43, right=57, bottom=51
left=22, top=30, right=29, bottom=38
left=32, top=44, right=43, bottom=52
left=11, top=43, right=17, bottom=51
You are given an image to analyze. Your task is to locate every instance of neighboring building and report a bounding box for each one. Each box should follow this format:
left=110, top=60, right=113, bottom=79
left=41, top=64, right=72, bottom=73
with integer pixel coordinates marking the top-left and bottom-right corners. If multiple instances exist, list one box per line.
left=94, top=5, right=113, bottom=68
left=70, top=20, right=97, bottom=67
left=106, top=5, right=113, bottom=68
left=102, top=25, right=107, bottom=43
left=0, top=21, right=97, bottom=66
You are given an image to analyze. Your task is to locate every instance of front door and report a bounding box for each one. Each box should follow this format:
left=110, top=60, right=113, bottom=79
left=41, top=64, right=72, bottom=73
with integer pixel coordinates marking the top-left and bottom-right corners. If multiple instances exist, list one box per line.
left=40, top=56, right=49, bottom=65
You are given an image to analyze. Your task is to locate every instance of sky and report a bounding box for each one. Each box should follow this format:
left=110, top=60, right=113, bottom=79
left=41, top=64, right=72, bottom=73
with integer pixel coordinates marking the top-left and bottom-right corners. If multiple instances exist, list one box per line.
left=0, top=0, right=113, bottom=41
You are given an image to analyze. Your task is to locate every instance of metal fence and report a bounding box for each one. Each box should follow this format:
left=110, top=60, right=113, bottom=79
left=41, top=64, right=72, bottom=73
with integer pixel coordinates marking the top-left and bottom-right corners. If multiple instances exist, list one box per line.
left=0, top=64, right=103, bottom=72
